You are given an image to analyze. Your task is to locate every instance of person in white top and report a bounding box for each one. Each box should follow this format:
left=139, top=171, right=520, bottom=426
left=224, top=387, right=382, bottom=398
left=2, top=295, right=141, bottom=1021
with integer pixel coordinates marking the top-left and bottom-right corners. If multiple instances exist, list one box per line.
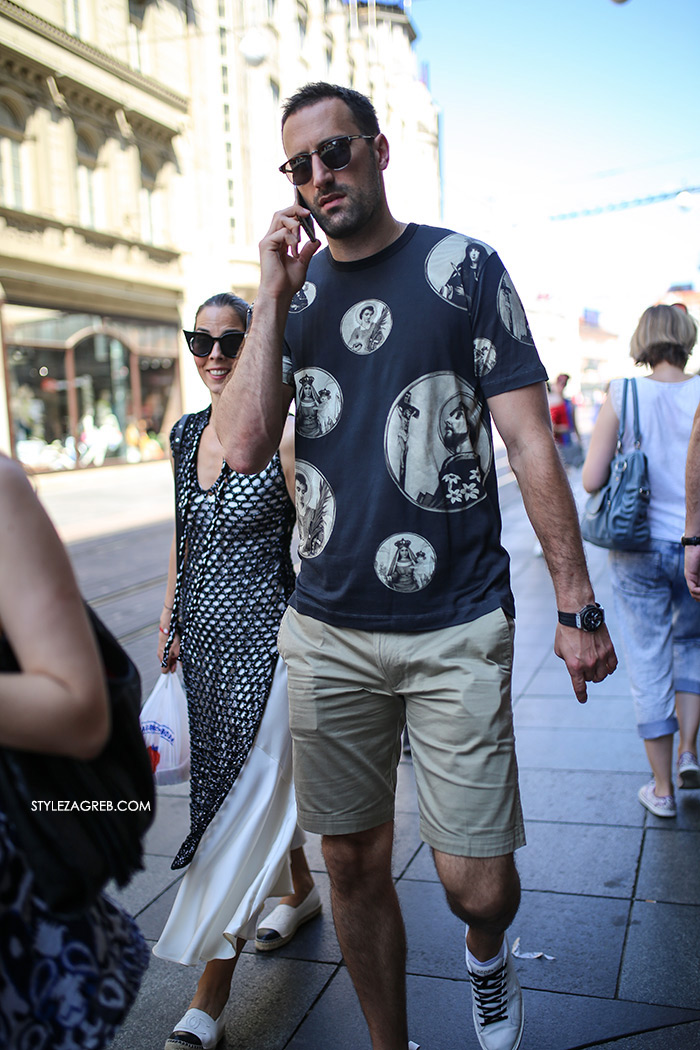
left=583, top=304, right=700, bottom=818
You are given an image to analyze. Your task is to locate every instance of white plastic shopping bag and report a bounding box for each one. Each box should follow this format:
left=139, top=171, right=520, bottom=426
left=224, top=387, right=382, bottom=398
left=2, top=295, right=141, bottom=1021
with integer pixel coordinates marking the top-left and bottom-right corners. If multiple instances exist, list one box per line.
left=140, top=673, right=190, bottom=785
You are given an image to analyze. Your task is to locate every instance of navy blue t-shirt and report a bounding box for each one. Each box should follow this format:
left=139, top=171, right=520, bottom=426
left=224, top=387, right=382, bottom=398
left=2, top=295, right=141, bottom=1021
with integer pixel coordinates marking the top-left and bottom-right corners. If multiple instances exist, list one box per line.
left=282, top=223, right=547, bottom=630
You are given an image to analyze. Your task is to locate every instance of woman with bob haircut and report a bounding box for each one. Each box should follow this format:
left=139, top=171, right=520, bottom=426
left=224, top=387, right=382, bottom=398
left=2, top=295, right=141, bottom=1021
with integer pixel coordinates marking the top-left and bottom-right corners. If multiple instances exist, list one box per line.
left=583, top=303, right=700, bottom=818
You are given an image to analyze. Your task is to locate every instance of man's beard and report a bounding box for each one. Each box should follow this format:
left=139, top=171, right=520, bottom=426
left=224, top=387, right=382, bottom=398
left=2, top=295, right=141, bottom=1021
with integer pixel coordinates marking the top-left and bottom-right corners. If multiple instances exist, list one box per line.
left=310, top=170, right=383, bottom=240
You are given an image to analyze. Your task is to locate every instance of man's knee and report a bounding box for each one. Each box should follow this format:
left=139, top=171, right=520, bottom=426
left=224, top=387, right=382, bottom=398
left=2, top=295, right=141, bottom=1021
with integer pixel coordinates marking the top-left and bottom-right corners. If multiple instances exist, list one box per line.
left=322, top=821, right=394, bottom=894
left=433, top=850, right=521, bottom=929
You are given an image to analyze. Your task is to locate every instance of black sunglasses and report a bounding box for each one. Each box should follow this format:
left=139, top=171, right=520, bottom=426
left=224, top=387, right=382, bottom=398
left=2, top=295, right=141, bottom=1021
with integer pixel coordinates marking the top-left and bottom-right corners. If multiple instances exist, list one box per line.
left=279, top=135, right=374, bottom=185
left=183, top=329, right=246, bottom=359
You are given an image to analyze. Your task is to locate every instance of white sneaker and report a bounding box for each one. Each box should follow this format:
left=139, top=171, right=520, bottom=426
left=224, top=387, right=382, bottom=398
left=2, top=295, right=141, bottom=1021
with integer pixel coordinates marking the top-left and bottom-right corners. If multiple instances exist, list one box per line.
left=678, top=751, right=700, bottom=790
left=467, top=940, right=523, bottom=1050
left=638, top=779, right=676, bottom=818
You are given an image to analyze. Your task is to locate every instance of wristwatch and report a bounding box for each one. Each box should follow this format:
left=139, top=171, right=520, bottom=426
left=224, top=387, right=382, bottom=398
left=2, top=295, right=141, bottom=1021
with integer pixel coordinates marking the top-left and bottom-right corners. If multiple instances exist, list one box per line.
left=681, top=536, right=700, bottom=546
left=558, top=603, right=605, bottom=632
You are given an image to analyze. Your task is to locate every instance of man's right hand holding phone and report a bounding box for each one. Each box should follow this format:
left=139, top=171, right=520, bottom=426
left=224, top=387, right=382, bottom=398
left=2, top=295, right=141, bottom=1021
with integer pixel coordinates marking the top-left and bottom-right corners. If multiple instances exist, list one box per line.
left=258, top=200, right=320, bottom=307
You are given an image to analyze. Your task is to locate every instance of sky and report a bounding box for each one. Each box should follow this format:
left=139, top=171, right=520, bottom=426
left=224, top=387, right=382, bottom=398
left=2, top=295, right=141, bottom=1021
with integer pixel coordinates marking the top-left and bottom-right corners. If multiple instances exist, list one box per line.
left=408, top=0, right=700, bottom=335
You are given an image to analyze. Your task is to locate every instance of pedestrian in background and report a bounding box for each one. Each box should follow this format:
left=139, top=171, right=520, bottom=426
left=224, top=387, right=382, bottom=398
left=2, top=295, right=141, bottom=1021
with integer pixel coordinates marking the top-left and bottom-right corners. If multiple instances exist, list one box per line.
left=549, top=372, right=583, bottom=468
left=155, top=292, right=320, bottom=1050
left=684, top=400, right=700, bottom=602
left=583, top=303, right=700, bottom=816
left=0, top=453, right=148, bottom=1049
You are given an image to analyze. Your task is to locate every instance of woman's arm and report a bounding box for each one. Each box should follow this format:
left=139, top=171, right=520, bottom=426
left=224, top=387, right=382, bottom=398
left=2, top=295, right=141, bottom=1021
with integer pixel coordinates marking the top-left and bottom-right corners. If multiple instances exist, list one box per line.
left=279, top=414, right=296, bottom=503
left=581, top=392, right=619, bottom=493
left=0, top=456, right=109, bottom=758
left=158, top=531, right=180, bottom=673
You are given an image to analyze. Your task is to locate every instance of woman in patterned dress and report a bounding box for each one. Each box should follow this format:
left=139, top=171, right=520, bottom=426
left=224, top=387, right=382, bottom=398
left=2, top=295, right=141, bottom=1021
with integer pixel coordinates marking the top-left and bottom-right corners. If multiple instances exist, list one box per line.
left=0, top=454, right=148, bottom=1049
left=155, top=293, right=320, bottom=1050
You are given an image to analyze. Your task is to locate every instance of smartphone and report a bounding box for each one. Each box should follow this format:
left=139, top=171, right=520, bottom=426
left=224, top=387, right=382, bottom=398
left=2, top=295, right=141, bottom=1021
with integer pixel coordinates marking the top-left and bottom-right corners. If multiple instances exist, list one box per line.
left=296, top=188, right=316, bottom=242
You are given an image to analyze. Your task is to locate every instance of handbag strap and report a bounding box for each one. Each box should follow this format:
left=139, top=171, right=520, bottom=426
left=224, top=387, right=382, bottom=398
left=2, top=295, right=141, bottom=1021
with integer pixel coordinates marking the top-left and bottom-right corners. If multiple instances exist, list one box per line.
left=629, top=377, right=642, bottom=449
left=170, top=414, right=190, bottom=573
left=616, top=379, right=628, bottom=454
left=616, top=378, right=642, bottom=453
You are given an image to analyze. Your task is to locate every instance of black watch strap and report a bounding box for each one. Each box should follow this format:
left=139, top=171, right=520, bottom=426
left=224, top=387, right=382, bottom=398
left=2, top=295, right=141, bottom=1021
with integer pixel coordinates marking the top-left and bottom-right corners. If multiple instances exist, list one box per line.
left=681, top=536, right=700, bottom=546
left=557, top=603, right=605, bottom=632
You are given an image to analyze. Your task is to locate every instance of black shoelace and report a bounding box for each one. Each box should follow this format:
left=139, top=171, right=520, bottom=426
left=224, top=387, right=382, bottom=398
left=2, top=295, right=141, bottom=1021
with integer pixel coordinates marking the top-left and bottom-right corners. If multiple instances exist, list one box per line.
left=470, top=959, right=508, bottom=1027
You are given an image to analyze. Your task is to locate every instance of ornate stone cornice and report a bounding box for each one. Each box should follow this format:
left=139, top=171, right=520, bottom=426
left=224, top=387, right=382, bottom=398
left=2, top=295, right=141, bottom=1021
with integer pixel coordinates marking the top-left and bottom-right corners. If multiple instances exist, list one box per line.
left=0, top=0, right=188, bottom=113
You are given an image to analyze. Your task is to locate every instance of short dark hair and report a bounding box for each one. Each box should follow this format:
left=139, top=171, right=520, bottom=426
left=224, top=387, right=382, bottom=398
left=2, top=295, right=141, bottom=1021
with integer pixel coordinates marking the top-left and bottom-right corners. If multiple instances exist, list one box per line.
left=194, top=291, right=248, bottom=328
left=630, top=304, right=698, bottom=369
left=281, top=82, right=380, bottom=138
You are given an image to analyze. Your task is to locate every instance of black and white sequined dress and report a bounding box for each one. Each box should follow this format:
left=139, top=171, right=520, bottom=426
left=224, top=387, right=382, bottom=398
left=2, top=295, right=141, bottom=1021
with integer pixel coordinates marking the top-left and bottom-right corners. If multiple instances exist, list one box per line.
left=153, top=409, right=302, bottom=965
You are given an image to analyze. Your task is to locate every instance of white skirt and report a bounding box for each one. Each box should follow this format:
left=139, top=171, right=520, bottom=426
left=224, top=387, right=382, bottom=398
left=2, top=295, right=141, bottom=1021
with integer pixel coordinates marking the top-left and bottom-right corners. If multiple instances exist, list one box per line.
left=153, top=658, right=304, bottom=965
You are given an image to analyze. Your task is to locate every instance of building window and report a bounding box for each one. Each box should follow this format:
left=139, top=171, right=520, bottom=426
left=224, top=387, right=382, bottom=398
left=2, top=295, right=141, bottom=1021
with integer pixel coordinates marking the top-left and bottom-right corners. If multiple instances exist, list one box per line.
left=0, top=101, right=23, bottom=210
left=76, top=131, right=101, bottom=229
left=63, top=0, right=81, bottom=37
left=225, top=142, right=233, bottom=171
left=223, top=103, right=230, bottom=133
left=140, top=158, right=155, bottom=243
left=128, top=0, right=148, bottom=72
left=298, top=3, right=308, bottom=46
left=267, top=0, right=276, bottom=17
left=221, top=65, right=229, bottom=94
left=218, top=0, right=226, bottom=16
left=227, top=178, right=234, bottom=207
left=219, top=26, right=227, bottom=56
left=270, top=78, right=280, bottom=106
left=139, top=156, right=165, bottom=244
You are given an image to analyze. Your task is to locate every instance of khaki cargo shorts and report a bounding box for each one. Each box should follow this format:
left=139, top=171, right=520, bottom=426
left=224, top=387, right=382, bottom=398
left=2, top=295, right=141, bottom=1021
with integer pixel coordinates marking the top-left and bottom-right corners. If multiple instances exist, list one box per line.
left=277, top=606, right=525, bottom=858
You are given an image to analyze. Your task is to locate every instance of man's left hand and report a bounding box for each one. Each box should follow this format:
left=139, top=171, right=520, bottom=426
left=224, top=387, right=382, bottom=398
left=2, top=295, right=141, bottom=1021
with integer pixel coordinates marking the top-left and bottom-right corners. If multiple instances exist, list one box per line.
left=554, top=624, right=618, bottom=704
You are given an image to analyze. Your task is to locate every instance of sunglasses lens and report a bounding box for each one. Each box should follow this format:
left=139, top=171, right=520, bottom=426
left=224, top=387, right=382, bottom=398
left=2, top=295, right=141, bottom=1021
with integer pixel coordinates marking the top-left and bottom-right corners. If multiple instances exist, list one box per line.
left=189, top=333, right=213, bottom=357
left=288, top=157, right=312, bottom=185
left=319, top=139, right=352, bottom=170
left=219, top=332, right=245, bottom=358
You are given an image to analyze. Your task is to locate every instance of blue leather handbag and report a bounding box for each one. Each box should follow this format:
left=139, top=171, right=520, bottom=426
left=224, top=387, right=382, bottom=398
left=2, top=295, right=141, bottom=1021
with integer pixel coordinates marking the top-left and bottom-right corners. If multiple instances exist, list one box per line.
left=580, top=378, right=651, bottom=551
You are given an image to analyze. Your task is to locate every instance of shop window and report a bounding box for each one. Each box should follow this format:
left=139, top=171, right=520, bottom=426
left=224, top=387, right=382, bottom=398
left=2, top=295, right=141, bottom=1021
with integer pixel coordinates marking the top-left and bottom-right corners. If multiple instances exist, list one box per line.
left=74, top=335, right=129, bottom=465
left=0, top=100, right=24, bottom=210
left=9, top=346, right=74, bottom=470
left=5, top=306, right=179, bottom=471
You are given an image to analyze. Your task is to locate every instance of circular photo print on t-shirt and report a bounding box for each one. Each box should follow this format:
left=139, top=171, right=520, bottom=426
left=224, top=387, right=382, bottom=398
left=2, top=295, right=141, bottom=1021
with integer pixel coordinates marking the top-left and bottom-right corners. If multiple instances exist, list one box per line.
left=289, top=281, right=317, bottom=314
left=294, top=368, right=343, bottom=438
left=473, top=338, right=497, bottom=377
left=497, top=271, right=534, bottom=344
left=425, top=234, right=492, bottom=312
left=384, top=372, right=492, bottom=512
left=374, top=533, right=436, bottom=593
left=341, top=300, right=392, bottom=354
left=294, top=461, right=335, bottom=558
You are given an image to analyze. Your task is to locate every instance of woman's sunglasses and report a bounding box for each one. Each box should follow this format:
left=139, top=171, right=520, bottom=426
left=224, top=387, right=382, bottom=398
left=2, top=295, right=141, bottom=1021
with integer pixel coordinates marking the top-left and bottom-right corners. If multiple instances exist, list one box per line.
left=183, top=330, right=246, bottom=359
left=279, top=135, right=374, bottom=186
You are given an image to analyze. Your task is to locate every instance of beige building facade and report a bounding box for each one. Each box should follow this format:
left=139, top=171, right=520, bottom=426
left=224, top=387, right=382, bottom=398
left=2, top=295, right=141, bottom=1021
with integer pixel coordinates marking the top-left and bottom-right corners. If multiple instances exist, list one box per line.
left=0, top=0, right=440, bottom=468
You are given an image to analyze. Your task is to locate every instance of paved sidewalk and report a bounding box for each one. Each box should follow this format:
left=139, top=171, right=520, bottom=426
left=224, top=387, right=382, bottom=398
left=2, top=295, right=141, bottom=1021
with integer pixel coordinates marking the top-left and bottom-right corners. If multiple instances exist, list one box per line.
left=44, top=465, right=700, bottom=1050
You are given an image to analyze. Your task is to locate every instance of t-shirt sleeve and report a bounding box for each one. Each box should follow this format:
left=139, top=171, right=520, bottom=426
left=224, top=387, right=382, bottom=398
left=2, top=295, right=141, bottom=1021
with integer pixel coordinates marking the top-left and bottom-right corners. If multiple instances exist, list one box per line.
left=470, top=252, right=548, bottom=398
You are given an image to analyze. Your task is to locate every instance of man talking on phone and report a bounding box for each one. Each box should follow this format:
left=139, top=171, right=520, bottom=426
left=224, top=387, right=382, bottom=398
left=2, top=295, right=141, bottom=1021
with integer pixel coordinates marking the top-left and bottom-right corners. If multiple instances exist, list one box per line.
left=217, top=83, right=617, bottom=1050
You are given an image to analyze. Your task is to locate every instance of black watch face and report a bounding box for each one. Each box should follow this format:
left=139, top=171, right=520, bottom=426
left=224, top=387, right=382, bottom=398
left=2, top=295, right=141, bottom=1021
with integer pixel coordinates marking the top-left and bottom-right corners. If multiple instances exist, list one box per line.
left=581, top=605, right=604, bottom=632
